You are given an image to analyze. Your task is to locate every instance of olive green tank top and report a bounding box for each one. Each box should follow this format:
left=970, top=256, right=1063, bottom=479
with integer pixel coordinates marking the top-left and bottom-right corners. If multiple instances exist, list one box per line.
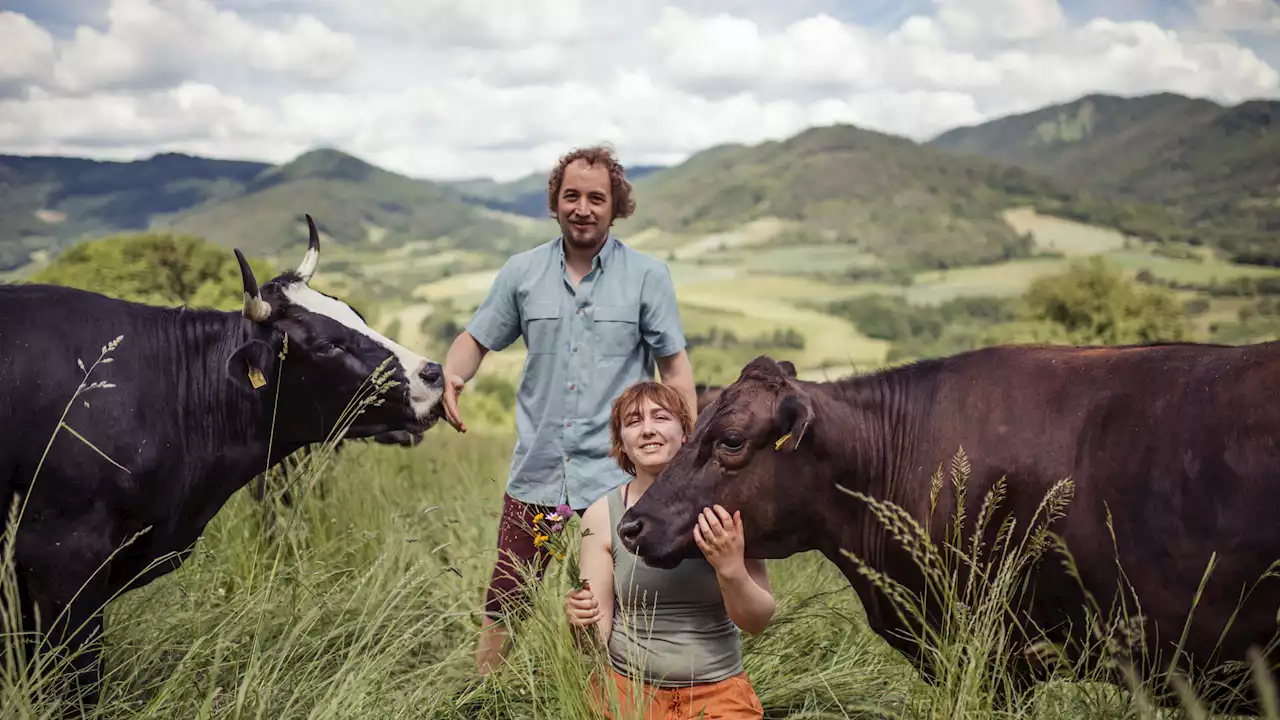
left=606, top=484, right=743, bottom=687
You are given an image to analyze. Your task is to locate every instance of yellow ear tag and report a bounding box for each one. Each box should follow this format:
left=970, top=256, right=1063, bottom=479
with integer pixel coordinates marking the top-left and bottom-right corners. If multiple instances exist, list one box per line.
left=774, top=432, right=793, bottom=451
left=247, top=364, right=267, bottom=389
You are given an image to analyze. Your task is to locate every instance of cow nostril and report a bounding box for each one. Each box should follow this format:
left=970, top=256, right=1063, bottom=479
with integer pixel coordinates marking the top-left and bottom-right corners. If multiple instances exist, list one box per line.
left=420, top=361, right=442, bottom=386
left=617, top=518, right=644, bottom=548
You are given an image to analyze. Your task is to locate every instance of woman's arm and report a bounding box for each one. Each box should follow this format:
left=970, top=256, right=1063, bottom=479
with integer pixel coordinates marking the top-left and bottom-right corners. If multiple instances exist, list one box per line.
left=565, top=498, right=615, bottom=649
left=695, top=506, right=776, bottom=635
left=715, top=557, right=775, bottom=635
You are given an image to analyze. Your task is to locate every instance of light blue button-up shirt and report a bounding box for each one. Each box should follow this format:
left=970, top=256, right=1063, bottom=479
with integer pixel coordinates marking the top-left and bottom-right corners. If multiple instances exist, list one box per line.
left=465, top=234, right=688, bottom=510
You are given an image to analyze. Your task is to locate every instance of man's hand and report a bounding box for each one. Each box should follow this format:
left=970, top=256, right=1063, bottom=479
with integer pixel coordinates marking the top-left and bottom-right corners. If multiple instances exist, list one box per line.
left=441, top=373, right=468, bottom=433
left=441, top=331, right=490, bottom=434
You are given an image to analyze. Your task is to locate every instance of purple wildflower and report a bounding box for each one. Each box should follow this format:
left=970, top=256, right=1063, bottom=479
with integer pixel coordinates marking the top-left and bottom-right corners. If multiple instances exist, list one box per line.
left=556, top=503, right=572, bottom=520
left=551, top=523, right=563, bottom=533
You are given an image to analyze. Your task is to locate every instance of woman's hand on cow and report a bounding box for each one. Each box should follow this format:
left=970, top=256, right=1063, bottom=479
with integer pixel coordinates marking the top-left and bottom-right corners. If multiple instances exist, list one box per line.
left=694, top=505, right=746, bottom=579
left=564, top=583, right=601, bottom=630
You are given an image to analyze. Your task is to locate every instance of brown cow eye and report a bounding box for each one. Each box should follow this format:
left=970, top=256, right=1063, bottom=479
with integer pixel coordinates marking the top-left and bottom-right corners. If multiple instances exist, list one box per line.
left=719, top=433, right=745, bottom=452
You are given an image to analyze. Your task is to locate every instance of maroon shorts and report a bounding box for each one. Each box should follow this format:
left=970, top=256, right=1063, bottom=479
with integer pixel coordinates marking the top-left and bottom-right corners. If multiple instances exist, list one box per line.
left=483, top=492, right=587, bottom=621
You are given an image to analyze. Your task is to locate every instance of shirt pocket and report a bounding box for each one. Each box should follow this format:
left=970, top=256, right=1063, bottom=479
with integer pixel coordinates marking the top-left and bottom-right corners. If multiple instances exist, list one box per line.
left=593, top=303, right=640, bottom=357
left=523, top=300, right=562, bottom=355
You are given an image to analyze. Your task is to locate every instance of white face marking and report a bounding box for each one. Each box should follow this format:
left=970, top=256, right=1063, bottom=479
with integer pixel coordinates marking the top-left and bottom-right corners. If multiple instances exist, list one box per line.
left=283, top=283, right=442, bottom=420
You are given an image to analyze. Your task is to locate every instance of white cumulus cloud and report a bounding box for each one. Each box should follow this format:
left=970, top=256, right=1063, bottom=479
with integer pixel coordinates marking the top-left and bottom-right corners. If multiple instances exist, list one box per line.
left=0, top=0, right=1276, bottom=181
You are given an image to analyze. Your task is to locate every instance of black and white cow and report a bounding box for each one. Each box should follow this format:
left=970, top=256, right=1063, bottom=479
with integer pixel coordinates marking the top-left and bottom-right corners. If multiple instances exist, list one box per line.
left=0, top=215, right=446, bottom=706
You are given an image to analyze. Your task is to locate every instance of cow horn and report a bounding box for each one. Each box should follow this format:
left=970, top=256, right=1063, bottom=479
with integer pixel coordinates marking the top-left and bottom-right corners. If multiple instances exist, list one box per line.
left=235, top=248, right=271, bottom=322
left=296, top=213, right=320, bottom=284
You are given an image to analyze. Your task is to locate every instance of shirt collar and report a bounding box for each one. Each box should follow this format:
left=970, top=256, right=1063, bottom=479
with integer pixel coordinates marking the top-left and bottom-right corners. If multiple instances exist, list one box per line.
left=557, top=232, right=617, bottom=271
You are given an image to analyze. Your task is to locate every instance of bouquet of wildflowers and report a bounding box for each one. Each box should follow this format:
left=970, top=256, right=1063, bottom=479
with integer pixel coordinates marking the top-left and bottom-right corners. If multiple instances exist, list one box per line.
left=529, top=503, right=592, bottom=590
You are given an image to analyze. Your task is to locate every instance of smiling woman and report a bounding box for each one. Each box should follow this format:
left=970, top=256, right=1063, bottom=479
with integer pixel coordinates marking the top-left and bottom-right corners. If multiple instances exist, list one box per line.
left=563, top=381, right=775, bottom=720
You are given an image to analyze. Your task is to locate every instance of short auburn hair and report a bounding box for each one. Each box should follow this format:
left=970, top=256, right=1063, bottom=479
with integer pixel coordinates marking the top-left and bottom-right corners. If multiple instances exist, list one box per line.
left=547, top=145, right=637, bottom=221
left=609, top=381, right=694, bottom=477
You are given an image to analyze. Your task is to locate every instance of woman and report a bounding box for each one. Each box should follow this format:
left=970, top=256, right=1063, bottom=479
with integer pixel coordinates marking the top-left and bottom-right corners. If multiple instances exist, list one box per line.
left=564, top=381, right=775, bottom=719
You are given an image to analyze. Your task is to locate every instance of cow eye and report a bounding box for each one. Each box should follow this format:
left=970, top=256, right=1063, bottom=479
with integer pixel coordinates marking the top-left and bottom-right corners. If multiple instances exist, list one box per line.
left=719, top=432, right=746, bottom=452
left=314, top=341, right=343, bottom=357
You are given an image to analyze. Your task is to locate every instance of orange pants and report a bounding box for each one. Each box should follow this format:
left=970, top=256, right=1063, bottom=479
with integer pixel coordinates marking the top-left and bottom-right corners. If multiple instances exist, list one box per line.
left=588, top=668, right=764, bottom=719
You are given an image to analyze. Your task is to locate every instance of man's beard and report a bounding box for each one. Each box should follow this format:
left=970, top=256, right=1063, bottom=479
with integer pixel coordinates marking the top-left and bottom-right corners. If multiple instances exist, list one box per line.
left=559, top=215, right=607, bottom=249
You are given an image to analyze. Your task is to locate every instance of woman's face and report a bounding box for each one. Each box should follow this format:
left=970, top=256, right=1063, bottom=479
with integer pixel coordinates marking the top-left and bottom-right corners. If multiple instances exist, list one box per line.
left=620, top=397, right=686, bottom=475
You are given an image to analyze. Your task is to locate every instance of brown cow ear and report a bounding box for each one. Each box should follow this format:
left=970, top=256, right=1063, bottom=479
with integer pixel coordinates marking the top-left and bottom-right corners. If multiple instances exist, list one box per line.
left=773, top=391, right=814, bottom=453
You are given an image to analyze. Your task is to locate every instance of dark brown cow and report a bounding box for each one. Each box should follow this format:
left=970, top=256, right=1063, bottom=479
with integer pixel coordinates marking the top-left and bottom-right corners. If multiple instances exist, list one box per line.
left=618, top=347, right=1280, bottom=715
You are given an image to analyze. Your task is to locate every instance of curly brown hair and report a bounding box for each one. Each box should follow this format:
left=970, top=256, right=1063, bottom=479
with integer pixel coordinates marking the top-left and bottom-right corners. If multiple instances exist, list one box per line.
left=546, top=145, right=636, bottom=221
left=609, top=381, right=694, bottom=477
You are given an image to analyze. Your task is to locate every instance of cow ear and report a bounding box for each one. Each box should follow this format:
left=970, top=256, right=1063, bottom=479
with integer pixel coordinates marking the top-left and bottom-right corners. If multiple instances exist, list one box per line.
left=772, top=390, right=814, bottom=453
left=226, top=339, right=276, bottom=393
left=778, top=361, right=797, bottom=378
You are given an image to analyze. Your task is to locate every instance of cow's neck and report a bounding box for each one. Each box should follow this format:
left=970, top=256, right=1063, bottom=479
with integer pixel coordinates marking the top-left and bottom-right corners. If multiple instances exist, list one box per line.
left=159, top=311, right=305, bottom=484
left=814, top=368, right=938, bottom=580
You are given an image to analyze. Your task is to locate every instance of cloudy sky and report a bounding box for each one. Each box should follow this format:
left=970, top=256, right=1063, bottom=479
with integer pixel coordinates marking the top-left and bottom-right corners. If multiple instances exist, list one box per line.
left=1, top=0, right=1278, bottom=182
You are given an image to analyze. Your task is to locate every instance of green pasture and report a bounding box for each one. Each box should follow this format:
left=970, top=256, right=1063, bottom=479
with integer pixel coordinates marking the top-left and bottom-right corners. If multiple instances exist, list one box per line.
left=1003, top=206, right=1130, bottom=256
left=714, top=243, right=883, bottom=274
left=1104, top=251, right=1280, bottom=284
left=8, top=427, right=1275, bottom=718
left=902, top=258, right=1072, bottom=305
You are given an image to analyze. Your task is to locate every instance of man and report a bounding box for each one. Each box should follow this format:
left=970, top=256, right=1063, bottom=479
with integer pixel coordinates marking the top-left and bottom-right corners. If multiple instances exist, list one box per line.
left=440, top=145, right=697, bottom=675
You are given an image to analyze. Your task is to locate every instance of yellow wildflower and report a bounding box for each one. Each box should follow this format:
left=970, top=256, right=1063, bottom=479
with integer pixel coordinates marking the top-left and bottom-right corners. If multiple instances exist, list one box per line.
left=533, top=534, right=549, bottom=547
left=533, top=513, right=544, bottom=524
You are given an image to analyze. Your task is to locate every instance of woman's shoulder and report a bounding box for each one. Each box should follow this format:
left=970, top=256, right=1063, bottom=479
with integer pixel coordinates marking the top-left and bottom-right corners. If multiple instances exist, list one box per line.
left=580, top=493, right=616, bottom=544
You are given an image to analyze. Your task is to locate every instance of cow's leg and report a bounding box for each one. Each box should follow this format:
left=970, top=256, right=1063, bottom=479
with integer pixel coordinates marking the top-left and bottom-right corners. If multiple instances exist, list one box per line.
left=16, top=511, right=117, bottom=711
left=22, top=563, right=110, bottom=711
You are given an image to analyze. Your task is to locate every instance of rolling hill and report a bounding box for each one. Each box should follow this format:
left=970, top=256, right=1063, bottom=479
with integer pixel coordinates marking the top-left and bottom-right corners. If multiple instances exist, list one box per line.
left=0, top=148, right=544, bottom=272
left=930, top=92, right=1280, bottom=265
left=0, top=152, right=270, bottom=270
left=156, top=148, right=539, bottom=258
left=4, top=91, right=1275, bottom=278
left=613, top=124, right=1078, bottom=269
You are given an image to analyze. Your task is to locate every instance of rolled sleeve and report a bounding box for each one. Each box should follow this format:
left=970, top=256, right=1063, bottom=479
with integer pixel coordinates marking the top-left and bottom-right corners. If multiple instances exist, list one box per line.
left=639, top=264, right=687, bottom=358
left=465, top=259, right=522, bottom=351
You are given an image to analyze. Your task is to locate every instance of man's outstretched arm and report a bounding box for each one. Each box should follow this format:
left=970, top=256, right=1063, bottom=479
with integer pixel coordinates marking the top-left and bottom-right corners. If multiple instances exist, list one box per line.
left=656, top=349, right=697, bottom=422
left=442, top=260, right=522, bottom=432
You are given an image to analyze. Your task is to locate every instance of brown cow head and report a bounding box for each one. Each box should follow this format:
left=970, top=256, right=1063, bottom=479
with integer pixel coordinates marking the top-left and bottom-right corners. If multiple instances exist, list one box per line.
left=618, top=356, right=820, bottom=569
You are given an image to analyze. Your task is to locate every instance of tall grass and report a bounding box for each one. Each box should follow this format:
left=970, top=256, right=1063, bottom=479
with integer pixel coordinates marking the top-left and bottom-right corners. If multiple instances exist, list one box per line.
left=3, top=366, right=1280, bottom=717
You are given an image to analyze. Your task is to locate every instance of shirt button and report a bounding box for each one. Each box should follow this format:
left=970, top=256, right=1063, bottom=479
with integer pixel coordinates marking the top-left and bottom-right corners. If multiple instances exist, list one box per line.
left=565, top=420, right=572, bottom=427
left=568, top=383, right=575, bottom=390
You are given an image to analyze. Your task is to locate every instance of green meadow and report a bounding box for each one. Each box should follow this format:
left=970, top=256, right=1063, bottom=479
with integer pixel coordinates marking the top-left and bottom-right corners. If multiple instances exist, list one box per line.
left=7, top=428, right=1277, bottom=719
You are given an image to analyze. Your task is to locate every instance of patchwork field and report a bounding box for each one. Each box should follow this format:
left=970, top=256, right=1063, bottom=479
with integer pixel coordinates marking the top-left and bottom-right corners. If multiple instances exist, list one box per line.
left=388, top=207, right=1280, bottom=385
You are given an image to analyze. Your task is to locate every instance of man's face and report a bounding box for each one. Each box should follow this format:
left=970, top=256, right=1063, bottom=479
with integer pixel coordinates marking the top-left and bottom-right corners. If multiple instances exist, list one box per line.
left=555, top=159, right=613, bottom=252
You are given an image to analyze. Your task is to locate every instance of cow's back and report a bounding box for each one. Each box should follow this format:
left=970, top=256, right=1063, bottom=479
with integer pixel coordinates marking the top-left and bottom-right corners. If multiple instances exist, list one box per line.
left=915, top=341, right=1280, bottom=665
left=0, top=285, right=192, bottom=531
left=1, top=287, right=101, bottom=506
